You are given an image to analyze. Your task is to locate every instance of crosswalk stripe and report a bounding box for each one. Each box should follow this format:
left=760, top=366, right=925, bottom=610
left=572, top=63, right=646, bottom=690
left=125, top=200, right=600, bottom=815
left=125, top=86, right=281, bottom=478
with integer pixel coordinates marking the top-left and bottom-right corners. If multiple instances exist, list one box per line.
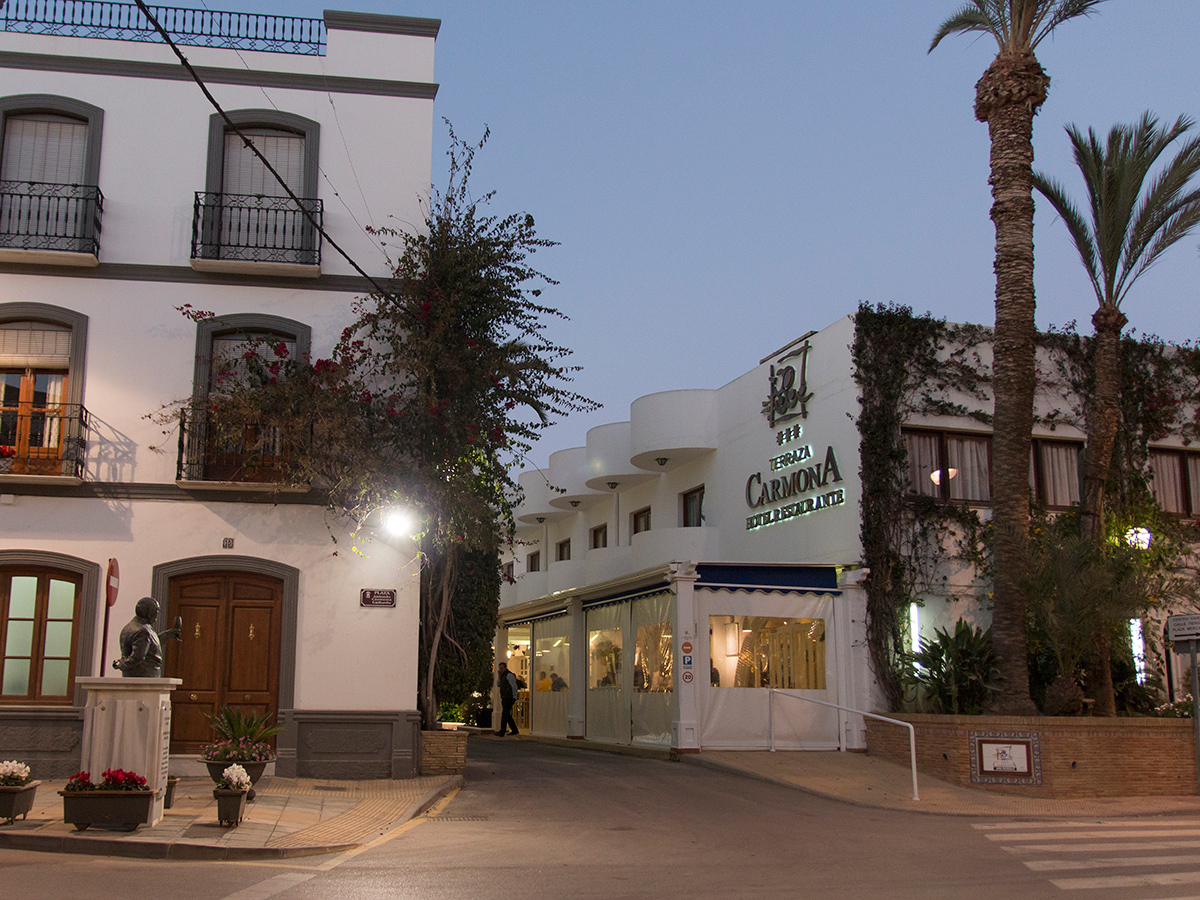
left=986, top=828, right=1200, bottom=841
left=975, top=819, right=1200, bottom=831
left=1005, top=840, right=1200, bottom=852
left=1052, top=870, right=1200, bottom=890
left=1025, top=854, right=1200, bottom=871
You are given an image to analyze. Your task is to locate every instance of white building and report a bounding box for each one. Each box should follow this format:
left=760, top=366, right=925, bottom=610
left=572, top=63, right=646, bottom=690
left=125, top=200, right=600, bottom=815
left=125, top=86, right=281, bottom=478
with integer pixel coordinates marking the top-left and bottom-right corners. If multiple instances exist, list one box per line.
left=0, top=1, right=436, bottom=778
left=497, top=313, right=1199, bottom=752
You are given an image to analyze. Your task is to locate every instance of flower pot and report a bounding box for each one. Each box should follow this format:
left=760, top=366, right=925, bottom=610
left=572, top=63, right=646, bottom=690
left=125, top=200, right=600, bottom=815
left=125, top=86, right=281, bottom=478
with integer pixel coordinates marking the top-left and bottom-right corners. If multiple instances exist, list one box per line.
left=204, top=761, right=267, bottom=801
left=163, top=776, right=179, bottom=810
left=0, top=781, right=39, bottom=825
left=59, top=790, right=154, bottom=832
left=213, top=788, right=248, bottom=827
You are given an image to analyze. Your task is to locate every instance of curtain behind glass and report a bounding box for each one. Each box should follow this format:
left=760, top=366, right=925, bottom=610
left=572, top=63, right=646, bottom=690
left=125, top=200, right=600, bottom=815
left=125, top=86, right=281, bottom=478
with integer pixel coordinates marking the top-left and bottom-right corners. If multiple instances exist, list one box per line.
left=531, top=615, right=570, bottom=737
left=904, top=431, right=939, bottom=497
left=946, top=435, right=990, bottom=501
left=1149, top=451, right=1185, bottom=514
left=631, top=592, right=673, bottom=745
left=1039, top=443, right=1081, bottom=507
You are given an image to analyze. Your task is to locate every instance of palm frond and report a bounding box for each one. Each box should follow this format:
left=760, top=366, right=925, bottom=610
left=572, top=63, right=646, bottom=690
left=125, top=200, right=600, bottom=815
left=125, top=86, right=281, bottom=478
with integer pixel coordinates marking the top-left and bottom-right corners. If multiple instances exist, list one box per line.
left=1032, top=168, right=1102, bottom=304
left=1030, top=0, right=1108, bottom=49
left=929, top=2, right=1001, bottom=52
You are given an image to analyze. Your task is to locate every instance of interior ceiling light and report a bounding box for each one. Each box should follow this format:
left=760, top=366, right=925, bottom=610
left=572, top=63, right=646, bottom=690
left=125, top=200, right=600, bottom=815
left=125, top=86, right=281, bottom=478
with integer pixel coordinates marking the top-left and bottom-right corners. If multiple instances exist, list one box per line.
left=930, top=467, right=958, bottom=486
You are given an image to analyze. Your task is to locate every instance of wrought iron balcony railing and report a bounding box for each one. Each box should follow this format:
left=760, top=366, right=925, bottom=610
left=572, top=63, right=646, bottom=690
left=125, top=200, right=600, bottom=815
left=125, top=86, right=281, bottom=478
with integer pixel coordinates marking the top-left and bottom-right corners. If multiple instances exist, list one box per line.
left=191, top=191, right=322, bottom=267
left=0, top=0, right=325, bottom=54
left=0, top=181, right=103, bottom=256
left=176, top=404, right=296, bottom=484
left=0, top=403, right=89, bottom=478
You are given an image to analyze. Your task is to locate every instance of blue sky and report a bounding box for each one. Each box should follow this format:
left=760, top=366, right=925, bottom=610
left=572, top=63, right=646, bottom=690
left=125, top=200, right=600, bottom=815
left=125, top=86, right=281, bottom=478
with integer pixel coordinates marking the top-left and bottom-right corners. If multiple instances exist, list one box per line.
left=231, top=1, right=1200, bottom=469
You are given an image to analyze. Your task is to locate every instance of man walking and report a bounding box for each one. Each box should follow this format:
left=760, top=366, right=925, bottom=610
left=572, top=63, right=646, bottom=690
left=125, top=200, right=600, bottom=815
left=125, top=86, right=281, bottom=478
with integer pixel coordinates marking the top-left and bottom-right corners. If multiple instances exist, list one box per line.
left=495, top=661, right=520, bottom=736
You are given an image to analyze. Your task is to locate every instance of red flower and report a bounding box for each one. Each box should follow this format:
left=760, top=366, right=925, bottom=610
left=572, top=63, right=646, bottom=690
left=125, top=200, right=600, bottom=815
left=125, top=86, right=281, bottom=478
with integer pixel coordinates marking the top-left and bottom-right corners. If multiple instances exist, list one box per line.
left=274, top=341, right=290, bottom=358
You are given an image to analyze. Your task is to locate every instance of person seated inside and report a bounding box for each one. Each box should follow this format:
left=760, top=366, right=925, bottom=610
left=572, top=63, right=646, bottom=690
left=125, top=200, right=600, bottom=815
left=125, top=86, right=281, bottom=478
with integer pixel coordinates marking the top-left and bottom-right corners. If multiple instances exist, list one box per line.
left=536, top=670, right=552, bottom=691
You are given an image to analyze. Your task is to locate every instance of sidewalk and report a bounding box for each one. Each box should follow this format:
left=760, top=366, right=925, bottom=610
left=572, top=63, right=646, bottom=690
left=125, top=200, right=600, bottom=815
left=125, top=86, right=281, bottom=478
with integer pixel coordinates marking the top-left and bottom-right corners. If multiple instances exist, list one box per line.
left=0, top=773, right=460, bottom=860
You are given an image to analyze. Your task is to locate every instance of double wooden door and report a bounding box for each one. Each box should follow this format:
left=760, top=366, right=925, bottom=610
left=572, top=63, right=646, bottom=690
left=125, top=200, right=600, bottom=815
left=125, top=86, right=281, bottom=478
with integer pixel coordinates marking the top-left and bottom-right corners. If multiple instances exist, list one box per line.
left=166, top=572, right=282, bottom=754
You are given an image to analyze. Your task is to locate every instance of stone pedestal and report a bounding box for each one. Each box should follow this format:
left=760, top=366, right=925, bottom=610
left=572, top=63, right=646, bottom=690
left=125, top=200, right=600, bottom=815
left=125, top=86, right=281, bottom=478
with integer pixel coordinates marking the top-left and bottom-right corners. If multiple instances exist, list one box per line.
left=76, top=677, right=181, bottom=827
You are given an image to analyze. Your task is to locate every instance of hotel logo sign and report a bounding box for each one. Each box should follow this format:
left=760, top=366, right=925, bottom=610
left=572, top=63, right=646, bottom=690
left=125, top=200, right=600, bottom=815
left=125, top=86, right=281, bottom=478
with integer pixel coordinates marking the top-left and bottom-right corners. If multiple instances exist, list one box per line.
left=762, top=340, right=812, bottom=428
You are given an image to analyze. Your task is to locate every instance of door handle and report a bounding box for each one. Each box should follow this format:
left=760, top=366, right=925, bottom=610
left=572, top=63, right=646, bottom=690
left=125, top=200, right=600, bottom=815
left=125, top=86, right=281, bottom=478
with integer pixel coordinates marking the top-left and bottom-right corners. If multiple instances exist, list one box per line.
left=194, top=622, right=201, bottom=639
left=249, top=624, right=256, bottom=641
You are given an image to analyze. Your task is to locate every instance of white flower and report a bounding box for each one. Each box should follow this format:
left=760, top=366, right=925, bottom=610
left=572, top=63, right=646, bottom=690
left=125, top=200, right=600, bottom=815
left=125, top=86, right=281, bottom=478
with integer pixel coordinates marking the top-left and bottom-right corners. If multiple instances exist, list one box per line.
left=221, top=763, right=251, bottom=791
left=0, top=759, right=31, bottom=786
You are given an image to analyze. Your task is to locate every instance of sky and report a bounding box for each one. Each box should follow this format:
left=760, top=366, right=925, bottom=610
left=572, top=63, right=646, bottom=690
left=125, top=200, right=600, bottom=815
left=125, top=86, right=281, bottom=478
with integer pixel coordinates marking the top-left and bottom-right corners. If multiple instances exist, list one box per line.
left=230, top=0, right=1200, bottom=471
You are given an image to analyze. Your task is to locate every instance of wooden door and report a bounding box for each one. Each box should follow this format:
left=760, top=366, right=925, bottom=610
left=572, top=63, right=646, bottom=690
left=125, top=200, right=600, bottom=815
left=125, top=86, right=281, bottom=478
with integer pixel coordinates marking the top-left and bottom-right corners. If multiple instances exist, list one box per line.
left=165, top=571, right=282, bottom=754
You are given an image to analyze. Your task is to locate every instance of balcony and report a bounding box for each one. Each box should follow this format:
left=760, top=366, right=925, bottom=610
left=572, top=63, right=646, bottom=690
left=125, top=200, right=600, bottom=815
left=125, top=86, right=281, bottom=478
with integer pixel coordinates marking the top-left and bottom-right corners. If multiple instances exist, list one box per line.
left=0, top=0, right=326, bottom=55
left=190, top=192, right=322, bottom=277
left=0, top=404, right=89, bottom=480
left=176, top=405, right=307, bottom=489
left=0, top=181, right=103, bottom=265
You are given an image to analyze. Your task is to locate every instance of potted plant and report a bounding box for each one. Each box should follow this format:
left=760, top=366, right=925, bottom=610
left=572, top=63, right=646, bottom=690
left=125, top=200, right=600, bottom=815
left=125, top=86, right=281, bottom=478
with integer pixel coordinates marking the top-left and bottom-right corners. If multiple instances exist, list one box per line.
left=0, top=759, right=39, bottom=825
left=213, top=763, right=250, bottom=827
left=0, top=446, right=13, bottom=475
left=200, top=706, right=282, bottom=800
left=59, top=769, right=153, bottom=832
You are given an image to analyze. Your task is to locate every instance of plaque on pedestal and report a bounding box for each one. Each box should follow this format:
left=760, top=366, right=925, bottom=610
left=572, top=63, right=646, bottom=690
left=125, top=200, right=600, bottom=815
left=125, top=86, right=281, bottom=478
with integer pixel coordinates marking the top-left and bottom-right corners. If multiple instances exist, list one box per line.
left=76, top=677, right=182, bottom=827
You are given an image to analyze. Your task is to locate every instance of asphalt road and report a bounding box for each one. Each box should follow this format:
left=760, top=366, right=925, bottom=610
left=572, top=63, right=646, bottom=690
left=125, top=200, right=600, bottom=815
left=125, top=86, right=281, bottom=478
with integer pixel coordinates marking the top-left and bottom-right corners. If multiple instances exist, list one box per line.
left=5, top=737, right=1200, bottom=899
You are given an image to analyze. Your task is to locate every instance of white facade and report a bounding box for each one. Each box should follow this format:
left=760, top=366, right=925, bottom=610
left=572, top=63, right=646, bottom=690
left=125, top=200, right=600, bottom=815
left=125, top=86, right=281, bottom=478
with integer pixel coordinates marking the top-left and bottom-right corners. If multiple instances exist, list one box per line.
left=0, top=6, right=436, bottom=778
left=499, top=317, right=875, bottom=752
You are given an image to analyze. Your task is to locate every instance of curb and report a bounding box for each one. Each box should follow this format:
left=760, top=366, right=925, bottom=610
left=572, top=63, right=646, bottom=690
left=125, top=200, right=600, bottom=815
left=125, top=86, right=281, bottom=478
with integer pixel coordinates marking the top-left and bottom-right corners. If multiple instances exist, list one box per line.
left=0, top=775, right=464, bottom=860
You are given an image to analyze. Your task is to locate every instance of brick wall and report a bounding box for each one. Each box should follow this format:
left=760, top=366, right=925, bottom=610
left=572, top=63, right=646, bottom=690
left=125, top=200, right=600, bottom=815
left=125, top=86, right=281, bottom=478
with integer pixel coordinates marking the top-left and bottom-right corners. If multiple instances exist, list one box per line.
left=866, top=714, right=1197, bottom=798
left=419, top=729, right=468, bottom=775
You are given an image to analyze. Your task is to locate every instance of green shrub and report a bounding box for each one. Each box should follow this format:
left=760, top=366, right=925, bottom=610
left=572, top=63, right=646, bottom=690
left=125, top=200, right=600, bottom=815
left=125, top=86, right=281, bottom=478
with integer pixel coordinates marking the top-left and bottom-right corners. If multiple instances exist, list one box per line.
left=906, top=619, right=998, bottom=715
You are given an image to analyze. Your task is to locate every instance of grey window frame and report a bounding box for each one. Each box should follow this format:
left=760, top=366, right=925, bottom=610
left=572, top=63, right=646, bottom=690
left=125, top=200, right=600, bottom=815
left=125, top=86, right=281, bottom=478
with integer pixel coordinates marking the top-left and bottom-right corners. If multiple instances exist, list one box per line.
left=555, top=538, right=571, bottom=562
left=590, top=523, right=608, bottom=550
left=191, top=312, right=311, bottom=404
left=526, top=551, right=540, bottom=573
left=681, top=485, right=705, bottom=527
left=631, top=506, right=651, bottom=537
left=0, top=95, right=104, bottom=188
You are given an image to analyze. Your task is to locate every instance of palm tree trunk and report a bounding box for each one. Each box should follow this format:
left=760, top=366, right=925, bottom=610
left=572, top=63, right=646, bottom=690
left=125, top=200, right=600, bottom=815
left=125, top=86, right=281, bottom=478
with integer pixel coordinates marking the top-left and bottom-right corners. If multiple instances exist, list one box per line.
left=1080, top=305, right=1126, bottom=717
left=975, top=52, right=1047, bottom=716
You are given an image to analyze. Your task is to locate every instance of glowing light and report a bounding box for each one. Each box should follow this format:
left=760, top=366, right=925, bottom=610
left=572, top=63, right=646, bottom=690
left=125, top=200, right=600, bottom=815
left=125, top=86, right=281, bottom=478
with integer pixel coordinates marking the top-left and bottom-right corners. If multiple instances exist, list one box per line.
left=930, top=468, right=958, bottom=486
left=1126, top=527, right=1152, bottom=550
left=1130, top=619, right=1146, bottom=685
left=909, top=603, right=921, bottom=657
left=384, top=508, right=416, bottom=536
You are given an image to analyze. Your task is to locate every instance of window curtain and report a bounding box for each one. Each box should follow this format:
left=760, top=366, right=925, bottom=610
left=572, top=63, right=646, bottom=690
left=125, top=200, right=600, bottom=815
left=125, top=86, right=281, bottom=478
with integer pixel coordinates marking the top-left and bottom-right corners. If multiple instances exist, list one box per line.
left=530, top=615, right=570, bottom=737
left=1149, top=451, right=1185, bottom=514
left=946, top=435, right=990, bottom=502
left=904, top=431, right=939, bottom=497
left=1038, top=443, right=1081, bottom=507
left=631, top=591, right=673, bottom=746
left=1189, top=456, right=1200, bottom=517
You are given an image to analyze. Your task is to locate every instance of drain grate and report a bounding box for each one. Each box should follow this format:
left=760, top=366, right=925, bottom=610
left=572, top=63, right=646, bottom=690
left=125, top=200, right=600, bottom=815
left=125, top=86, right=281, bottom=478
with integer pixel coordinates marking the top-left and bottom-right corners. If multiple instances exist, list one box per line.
left=313, top=785, right=349, bottom=792
left=426, top=815, right=490, bottom=822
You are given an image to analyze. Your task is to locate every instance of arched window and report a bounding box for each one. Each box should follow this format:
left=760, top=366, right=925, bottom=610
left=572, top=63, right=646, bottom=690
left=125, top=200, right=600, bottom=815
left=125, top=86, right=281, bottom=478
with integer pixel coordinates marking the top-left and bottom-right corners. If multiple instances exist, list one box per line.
left=0, top=95, right=104, bottom=260
left=0, top=304, right=88, bottom=478
left=192, top=111, right=321, bottom=271
left=180, top=313, right=310, bottom=483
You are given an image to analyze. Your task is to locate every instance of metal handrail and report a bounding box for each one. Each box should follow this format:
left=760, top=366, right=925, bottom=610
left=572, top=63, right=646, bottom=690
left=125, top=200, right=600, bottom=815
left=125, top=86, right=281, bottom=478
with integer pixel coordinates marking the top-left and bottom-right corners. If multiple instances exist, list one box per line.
left=0, top=0, right=325, bottom=55
left=768, top=688, right=919, bottom=801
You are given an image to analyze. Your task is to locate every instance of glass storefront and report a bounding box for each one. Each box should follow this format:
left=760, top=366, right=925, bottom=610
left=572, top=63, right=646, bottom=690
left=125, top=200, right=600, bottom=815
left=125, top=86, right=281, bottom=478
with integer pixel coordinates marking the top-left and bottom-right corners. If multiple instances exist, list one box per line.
left=631, top=591, right=672, bottom=745
left=709, top=615, right=825, bottom=690
left=530, top=616, right=569, bottom=736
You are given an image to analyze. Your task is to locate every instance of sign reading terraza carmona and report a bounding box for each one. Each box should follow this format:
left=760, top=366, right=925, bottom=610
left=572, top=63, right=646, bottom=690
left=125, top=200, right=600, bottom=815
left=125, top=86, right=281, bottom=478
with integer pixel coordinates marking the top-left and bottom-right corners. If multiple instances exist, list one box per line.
left=747, top=339, right=846, bottom=531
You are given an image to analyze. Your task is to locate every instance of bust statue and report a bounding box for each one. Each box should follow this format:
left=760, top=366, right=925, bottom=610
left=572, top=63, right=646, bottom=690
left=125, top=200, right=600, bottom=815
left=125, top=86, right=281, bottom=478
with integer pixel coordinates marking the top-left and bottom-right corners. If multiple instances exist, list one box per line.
left=113, top=597, right=178, bottom=678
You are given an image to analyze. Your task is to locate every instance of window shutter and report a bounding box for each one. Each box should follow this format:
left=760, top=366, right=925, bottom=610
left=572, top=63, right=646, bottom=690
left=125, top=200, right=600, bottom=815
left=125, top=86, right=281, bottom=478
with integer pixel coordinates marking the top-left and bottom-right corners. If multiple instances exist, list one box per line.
left=223, top=129, right=304, bottom=197
left=0, top=322, right=72, bottom=368
left=1, top=115, right=87, bottom=183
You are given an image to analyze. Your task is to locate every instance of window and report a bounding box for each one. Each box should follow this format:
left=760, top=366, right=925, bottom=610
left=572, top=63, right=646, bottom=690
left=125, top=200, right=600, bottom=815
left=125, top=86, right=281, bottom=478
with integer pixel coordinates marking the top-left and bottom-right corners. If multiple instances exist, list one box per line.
left=182, top=314, right=310, bottom=483
left=193, top=110, right=321, bottom=268
left=0, top=305, right=88, bottom=477
left=503, top=562, right=514, bottom=582
left=708, top=615, right=826, bottom=690
left=526, top=551, right=540, bottom=573
left=590, top=523, right=608, bottom=550
left=556, top=539, right=571, bottom=562
left=1, top=567, right=82, bottom=703
left=1030, top=439, right=1082, bottom=508
left=631, top=507, right=651, bottom=537
left=903, top=429, right=991, bottom=502
left=1149, top=449, right=1200, bottom=517
left=681, top=485, right=705, bottom=527
left=0, top=95, right=104, bottom=258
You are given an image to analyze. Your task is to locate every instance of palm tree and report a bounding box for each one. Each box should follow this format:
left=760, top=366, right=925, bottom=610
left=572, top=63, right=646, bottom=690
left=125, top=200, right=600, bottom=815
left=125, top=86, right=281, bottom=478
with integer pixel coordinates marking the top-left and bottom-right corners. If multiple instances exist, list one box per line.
left=930, top=1, right=1105, bottom=714
left=1033, top=113, right=1200, bottom=714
